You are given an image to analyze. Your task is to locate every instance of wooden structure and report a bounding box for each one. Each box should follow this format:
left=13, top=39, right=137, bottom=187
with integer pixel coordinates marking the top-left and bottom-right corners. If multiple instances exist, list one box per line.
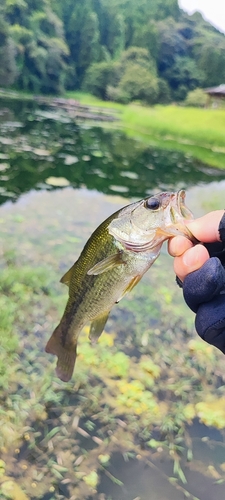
left=204, top=84, right=225, bottom=107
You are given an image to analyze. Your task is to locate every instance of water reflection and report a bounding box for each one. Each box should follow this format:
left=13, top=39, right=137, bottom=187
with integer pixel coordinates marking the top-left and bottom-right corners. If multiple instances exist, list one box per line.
left=0, top=97, right=224, bottom=206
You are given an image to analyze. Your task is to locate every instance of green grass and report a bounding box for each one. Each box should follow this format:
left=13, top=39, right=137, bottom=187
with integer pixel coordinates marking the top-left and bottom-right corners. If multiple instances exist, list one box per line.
left=66, top=91, right=225, bottom=169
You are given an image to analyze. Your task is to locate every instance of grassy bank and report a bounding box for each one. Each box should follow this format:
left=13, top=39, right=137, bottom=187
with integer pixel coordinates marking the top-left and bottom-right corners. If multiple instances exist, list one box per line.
left=66, top=91, right=225, bottom=169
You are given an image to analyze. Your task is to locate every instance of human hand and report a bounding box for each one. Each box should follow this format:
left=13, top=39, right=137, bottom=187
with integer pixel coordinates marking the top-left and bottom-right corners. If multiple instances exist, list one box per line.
left=168, top=210, right=225, bottom=281
left=168, top=210, right=225, bottom=354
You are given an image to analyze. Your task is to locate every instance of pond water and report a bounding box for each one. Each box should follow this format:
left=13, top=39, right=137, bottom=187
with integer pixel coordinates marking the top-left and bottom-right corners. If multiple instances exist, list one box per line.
left=1, top=97, right=225, bottom=500
left=0, top=97, right=224, bottom=205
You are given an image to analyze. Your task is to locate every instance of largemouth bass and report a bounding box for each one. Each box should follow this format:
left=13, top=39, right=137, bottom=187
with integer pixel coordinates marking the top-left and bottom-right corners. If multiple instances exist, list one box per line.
left=46, top=190, right=195, bottom=382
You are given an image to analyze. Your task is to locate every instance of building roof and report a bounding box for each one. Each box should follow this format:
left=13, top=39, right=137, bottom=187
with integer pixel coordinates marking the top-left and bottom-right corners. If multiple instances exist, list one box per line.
left=204, top=84, right=225, bottom=96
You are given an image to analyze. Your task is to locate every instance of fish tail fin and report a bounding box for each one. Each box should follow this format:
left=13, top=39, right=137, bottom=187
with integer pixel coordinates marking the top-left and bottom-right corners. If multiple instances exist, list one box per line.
left=45, top=323, right=77, bottom=382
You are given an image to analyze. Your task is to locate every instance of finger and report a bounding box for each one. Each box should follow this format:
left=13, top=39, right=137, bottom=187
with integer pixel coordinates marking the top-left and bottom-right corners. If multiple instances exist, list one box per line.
left=168, top=236, right=193, bottom=257
left=186, top=210, right=224, bottom=243
left=173, top=244, right=209, bottom=282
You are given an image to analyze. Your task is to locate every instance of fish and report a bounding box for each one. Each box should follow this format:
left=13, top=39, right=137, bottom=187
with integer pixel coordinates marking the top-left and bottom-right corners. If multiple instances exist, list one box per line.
left=45, top=190, right=196, bottom=382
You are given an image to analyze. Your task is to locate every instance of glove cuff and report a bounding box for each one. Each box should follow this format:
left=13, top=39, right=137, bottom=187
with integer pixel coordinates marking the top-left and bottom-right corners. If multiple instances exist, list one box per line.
left=219, top=211, right=225, bottom=242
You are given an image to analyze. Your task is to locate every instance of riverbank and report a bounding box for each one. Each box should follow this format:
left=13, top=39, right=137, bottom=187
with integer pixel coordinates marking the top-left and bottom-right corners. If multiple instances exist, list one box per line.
left=66, top=91, right=225, bottom=170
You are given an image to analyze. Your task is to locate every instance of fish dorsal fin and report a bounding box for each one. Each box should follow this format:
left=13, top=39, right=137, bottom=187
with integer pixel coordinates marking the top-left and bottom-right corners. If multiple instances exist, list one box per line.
left=89, top=312, right=110, bottom=344
left=87, top=252, right=124, bottom=276
left=60, top=265, right=74, bottom=287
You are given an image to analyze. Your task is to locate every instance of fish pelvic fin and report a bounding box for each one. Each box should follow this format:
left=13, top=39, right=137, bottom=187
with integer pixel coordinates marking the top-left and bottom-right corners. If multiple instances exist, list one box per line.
left=116, top=274, right=142, bottom=303
left=89, top=311, right=110, bottom=344
left=45, top=323, right=77, bottom=382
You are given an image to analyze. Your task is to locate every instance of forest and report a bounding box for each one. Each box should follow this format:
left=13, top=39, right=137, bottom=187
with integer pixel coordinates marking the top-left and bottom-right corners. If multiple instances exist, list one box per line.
left=0, top=0, right=225, bottom=104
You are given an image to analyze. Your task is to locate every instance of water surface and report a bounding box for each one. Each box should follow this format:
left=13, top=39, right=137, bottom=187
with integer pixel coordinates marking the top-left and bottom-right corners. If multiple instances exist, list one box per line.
left=0, top=97, right=224, bottom=205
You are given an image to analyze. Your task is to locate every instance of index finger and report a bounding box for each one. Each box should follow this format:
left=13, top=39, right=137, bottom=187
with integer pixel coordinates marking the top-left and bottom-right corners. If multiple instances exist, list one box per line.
left=186, top=210, right=224, bottom=243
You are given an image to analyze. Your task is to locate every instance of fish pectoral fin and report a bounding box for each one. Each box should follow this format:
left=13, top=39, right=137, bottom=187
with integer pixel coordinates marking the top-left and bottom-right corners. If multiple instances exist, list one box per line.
left=60, top=264, right=74, bottom=287
left=87, top=252, right=124, bottom=276
left=89, top=312, right=110, bottom=344
left=116, top=275, right=142, bottom=303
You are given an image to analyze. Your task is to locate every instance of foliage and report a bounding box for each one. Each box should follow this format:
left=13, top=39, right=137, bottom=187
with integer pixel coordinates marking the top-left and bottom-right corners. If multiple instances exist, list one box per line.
left=185, top=88, right=208, bottom=108
left=0, top=0, right=225, bottom=101
left=82, top=61, right=120, bottom=99
left=85, top=47, right=159, bottom=104
left=4, top=0, right=69, bottom=93
left=118, top=63, right=159, bottom=104
left=0, top=14, right=17, bottom=86
left=155, top=77, right=171, bottom=104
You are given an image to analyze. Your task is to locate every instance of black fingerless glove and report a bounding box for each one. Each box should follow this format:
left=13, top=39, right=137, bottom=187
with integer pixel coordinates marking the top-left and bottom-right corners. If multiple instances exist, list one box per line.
left=182, top=212, right=225, bottom=354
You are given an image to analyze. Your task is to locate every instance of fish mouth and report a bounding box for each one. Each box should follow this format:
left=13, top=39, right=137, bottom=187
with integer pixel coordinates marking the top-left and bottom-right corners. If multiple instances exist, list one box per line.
left=175, top=190, right=193, bottom=221
left=166, top=190, right=198, bottom=243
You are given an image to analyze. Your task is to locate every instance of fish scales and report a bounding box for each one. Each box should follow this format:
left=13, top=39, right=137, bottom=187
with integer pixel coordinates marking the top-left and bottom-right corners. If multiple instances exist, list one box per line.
left=45, top=190, right=196, bottom=382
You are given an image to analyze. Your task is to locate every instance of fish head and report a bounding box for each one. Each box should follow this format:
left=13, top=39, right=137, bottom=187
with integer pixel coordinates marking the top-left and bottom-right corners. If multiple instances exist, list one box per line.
left=108, top=190, right=196, bottom=252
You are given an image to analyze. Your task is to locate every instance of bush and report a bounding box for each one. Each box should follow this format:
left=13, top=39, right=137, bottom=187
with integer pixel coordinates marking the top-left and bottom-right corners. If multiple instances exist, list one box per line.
left=120, top=46, right=156, bottom=73
left=184, top=88, right=208, bottom=107
left=157, top=78, right=171, bottom=104
left=172, top=84, right=188, bottom=102
left=118, top=63, right=159, bottom=104
left=106, top=85, right=130, bottom=103
left=82, top=61, right=120, bottom=99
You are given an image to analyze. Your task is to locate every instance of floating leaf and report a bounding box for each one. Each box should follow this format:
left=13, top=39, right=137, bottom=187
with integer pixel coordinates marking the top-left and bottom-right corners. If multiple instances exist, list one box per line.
left=45, top=177, right=70, bottom=187
left=33, top=148, right=50, bottom=156
left=120, top=171, right=139, bottom=179
left=64, top=155, right=79, bottom=165
left=109, top=185, right=128, bottom=193
left=92, top=150, right=103, bottom=157
left=0, top=163, right=10, bottom=171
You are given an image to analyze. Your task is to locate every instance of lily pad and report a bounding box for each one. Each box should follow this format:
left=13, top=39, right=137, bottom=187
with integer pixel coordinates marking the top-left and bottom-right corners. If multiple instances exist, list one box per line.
left=45, top=177, right=70, bottom=187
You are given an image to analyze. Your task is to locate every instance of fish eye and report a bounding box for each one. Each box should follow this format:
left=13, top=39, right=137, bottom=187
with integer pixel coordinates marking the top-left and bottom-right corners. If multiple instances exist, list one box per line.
left=145, top=198, right=160, bottom=210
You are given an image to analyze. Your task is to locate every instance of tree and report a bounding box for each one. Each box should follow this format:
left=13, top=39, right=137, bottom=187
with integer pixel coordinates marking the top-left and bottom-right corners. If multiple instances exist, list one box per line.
left=120, top=46, right=157, bottom=74
left=1, top=0, right=225, bottom=98
left=5, top=0, right=69, bottom=93
left=157, top=17, right=187, bottom=76
left=118, top=63, right=159, bottom=104
left=0, top=14, right=17, bottom=86
left=164, top=56, right=204, bottom=95
left=193, top=36, right=225, bottom=87
left=62, top=0, right=100, bottom=88
left=82, top=61, right=120, bottom=99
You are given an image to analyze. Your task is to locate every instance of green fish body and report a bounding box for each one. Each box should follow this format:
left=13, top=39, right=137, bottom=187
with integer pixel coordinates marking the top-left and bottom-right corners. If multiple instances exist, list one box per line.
left=46, top=190, right=195, bottom=381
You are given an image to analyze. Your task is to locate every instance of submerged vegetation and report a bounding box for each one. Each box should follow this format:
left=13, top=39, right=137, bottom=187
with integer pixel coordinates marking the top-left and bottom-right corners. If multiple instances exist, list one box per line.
left=1, top=188, right=225, bottom=499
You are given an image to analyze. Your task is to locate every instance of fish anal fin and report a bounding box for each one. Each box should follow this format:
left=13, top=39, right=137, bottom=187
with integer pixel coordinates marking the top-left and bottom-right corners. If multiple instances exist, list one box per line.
left=116, top=275, right=142, bottom=303
left=45, top=323, right=77, bottom=382
left=89, top=312, right=110, bottom=344
left=60, top=265, right=74, bottom=287
left=87, top=252, right=124, bottom=276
